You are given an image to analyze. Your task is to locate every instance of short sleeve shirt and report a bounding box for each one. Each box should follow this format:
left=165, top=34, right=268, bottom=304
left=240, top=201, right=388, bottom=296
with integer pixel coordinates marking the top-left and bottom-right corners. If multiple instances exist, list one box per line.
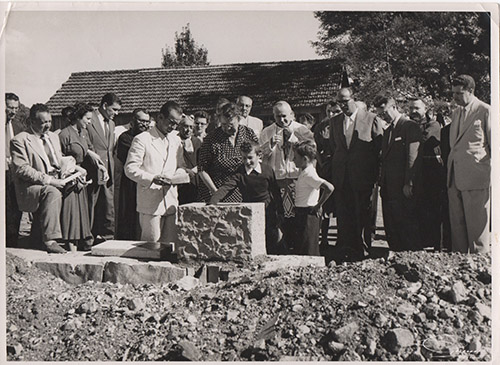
left=295, top=164, right=324, bottom=207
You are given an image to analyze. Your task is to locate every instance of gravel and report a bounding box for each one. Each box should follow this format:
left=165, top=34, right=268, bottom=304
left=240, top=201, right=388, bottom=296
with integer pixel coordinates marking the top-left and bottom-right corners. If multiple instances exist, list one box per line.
left=6, top=250, right=491, bottom=361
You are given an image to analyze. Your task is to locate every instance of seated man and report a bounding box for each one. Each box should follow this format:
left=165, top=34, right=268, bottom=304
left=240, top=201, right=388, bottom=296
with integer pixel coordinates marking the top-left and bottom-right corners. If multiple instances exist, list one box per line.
left=10, top=104, right=67, bottom=253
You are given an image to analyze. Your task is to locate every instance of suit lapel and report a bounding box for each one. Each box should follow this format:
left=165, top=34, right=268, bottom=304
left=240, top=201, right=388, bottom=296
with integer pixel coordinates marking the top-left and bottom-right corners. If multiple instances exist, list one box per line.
left=332, top=114, right=347, bottom=150
left=454, top=102, right=475, bottom=146
left=383, top=119, right=402, bottom=156
left=26, top=132, right=51, bottom=171
left=151, top=127, right=167, bottom=160
left=91, top=111, right=108, bottom=146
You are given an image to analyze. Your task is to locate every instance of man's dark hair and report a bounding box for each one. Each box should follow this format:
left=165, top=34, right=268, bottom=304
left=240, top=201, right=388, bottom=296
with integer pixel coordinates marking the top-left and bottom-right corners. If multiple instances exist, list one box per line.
left=100, top=93, right=122, bottom=107
left=6, top=93, right=19, bottom=102
left=193, top=110, right=209, bottom=120
left=132, top=108, right=148, bottom=118
left=159, top=101, right=183, bottom=117
left=452, top=74, right=475, bottom=92
left=294, top=140, right=317, bottom=161
left=29, top=103, right=50, bottom=121
left=220, top=102, right=242, bottom=120
left=71, top=103, right=94, bottom=122
left=372, top=93, right=395, bottom=108
left=61, top=106, right=75, bottom=119
left=240, top=140, right=262, bottom=155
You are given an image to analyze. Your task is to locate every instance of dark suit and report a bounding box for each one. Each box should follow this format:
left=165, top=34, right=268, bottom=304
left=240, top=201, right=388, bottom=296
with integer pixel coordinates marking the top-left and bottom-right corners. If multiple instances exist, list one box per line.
left=86, top=110, right=115, bottom=239
left=178, top=137, right=202, bottom=205
left=328, top=109, right=383, bottom=259
left=10, top=129, right=63, bottom=246
left=417, top=120, right=444, bottom=250
left=6, top=117, right=26, bottom=247
left=380, top=116, right=422, bottom=251
left=440, top=124, right=452, bottom=251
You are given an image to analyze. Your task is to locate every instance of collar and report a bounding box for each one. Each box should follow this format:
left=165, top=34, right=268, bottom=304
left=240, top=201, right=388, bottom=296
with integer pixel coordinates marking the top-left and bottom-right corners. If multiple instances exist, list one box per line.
left=391, top=113, right=403, bottom=127
left=345, top=109, right=358, bottom=122
left=30, top=126, right=44, bottom=138
left=462, top=96, right=477, bottom=111
left=245, top=162, right=262, bottom=175
left=97, top=111, right=106, bottom=123
left=154, top=126, right=168, bottom=139
left=301, top=163, right=315, bottom=173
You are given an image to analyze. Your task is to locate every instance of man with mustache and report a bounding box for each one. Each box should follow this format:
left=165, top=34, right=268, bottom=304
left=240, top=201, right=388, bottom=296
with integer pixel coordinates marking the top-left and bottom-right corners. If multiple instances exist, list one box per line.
left=10, top=103, right=67, bottom=253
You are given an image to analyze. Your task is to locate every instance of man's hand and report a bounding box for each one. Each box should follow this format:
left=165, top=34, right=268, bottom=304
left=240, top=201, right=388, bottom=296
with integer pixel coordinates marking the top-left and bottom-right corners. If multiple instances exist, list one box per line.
left=270, top=133, right=283, bottom=148
left=152, top=175, right=169, bottom=186
left=320, top=125, right=330, bottom=139
left=49, top=178, right=66, bottom=189
left=403, top=184, right=413, bottom=199
left=186, top=168, right=196, bottom=180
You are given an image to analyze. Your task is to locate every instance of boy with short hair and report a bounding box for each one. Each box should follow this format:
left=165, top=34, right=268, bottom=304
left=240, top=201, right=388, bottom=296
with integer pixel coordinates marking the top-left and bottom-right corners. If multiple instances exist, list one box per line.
left=210, top=141, right=284, bottom=254
left=292, top=140, right=334, bottom=256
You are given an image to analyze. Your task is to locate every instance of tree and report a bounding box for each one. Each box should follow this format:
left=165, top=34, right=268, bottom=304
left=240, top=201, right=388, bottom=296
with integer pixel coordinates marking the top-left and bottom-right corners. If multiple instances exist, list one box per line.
left=312, top=12, right=490, bottom=103
left=161, top=23, right=209, bottom=68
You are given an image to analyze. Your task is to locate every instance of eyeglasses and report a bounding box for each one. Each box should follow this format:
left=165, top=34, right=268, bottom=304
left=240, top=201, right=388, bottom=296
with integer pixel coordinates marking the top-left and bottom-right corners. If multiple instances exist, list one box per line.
left=195, top=122, right=207, bottom=126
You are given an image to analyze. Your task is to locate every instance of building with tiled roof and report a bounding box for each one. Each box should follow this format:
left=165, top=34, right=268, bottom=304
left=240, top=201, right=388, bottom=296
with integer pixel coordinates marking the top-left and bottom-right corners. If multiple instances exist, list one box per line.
left=46, top=58, right=343, bottom=129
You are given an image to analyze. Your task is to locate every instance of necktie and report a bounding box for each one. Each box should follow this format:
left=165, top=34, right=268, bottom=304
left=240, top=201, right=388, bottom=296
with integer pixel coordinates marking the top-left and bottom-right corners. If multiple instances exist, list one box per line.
left=104, top=118, right=109, bottom=140
left=456, top=107, right=465, bottom=139
left=41, top=134, right=60, bottom=169
left=387, top=123, right=394, bottom=146
left=345, top=116, right=354, bottom=147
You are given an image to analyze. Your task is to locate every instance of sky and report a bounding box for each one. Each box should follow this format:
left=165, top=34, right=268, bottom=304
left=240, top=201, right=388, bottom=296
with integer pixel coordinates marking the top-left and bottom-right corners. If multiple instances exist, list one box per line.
left=5, top=10, right=323, bottom=107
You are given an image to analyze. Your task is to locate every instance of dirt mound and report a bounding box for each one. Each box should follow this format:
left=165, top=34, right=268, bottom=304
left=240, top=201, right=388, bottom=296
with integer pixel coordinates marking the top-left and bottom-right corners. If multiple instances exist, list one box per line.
left=6, top=250, right=491, bottom=361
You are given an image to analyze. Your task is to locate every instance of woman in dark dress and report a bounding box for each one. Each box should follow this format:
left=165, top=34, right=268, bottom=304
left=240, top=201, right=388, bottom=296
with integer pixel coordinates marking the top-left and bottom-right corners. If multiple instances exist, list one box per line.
left=116, top=109, right=151, bottom=240
left=59, top=103, right=107, bottom=251
left=198, top=102, right=258, bottom=202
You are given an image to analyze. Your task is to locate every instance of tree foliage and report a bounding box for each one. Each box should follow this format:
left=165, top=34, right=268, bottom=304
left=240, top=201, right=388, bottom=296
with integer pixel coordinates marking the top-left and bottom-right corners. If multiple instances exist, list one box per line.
left=161, top=23, right=209, bottom=68
left=312, top=12, right=490, bottom=103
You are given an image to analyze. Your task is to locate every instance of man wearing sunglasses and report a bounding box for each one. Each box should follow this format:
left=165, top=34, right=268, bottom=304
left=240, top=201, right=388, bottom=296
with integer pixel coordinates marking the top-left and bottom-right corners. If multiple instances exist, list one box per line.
left=125, top=101, right=188, bottom=247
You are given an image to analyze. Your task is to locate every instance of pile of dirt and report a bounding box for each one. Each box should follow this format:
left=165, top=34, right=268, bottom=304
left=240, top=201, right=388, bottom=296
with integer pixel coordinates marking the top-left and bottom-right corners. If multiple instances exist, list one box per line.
left=6, top=250, right=491, bottom=361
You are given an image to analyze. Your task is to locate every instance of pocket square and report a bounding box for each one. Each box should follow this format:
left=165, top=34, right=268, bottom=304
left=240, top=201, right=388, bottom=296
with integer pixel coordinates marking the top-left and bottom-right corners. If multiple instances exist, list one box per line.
left=394, top=137, right=402, bottom=141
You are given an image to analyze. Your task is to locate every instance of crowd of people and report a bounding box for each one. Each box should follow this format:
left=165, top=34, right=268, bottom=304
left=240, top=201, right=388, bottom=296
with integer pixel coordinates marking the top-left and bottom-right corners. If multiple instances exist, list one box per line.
left=5, top=73, right=491, bottom=261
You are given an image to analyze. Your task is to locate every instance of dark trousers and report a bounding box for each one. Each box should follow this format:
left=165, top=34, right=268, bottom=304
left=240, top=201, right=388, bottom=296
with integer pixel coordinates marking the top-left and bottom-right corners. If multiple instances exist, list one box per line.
left=335, top=175, right=373, bottom=259
left=6, top=170, right=22, bottom=247
left=292, top=207, right=320, bottom=256
left=365, top=185, right=379, bottom=246
left=441, top=189, right=452, bottom=251
left=381, top=186, right=422, bottom=251
left=87, top=182, right=115, bottom=239
left=418, top=186, right=443, bottom=250
left=30, top=185, right=62, bottom=247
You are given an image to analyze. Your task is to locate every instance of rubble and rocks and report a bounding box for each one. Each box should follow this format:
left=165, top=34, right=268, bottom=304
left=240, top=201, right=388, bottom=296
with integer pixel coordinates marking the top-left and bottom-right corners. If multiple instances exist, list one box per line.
left=6, top=250, right=492, bottom=361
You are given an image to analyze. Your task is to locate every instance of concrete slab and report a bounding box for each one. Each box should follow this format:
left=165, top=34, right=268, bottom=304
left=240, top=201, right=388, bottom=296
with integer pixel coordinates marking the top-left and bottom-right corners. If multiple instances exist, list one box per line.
left=7, top=248, right=186, bottom=286
left=259, top=255, right=326, bottom=271
left=176, top=202, right=266, bottom=262
left=91, top=240, right=173, bottom=260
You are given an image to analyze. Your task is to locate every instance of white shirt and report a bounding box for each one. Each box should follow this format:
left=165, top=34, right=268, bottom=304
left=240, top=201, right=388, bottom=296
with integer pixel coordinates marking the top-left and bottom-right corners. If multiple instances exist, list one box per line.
left=343, top=109, right=358, bottom=146
left=245, top=161, right=262, bottom=175
left=259, top=121, right=314, bottom=180
left=295, top=164, right=325, bottom=207
left=240, top=115, right=263, bottom=138
left=97, top=112, right=109, bottom=137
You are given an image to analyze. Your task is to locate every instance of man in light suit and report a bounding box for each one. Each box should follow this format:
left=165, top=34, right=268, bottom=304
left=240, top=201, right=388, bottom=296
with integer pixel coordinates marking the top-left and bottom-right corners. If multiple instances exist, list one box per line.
left=125, top=101, right=187, bottom=244
left=447, top=75, right=490, bottom=253
left=328, top=88, right=383, bottom=261
left=10, top=104, right=67, bottom=253
left=237, top=95, right=264, bottom=138
left=86, top=93, right=121, bottom=242
left=374, top=94, right=423, bottom=252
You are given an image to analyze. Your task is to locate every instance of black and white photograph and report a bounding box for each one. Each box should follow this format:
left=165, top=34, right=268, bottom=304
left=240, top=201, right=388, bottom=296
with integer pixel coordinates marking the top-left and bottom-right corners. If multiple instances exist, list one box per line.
left=1, top=2, right=498, bottom=362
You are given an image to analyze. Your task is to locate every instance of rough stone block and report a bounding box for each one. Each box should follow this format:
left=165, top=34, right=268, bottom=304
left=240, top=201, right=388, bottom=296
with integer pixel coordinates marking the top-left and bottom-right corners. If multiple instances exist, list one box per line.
left=34, top=262, right=104, bottom=285
left=103, top=260, right=185, bottom=285
left=175, top=203, right=266, bottom=262
left=91, top=240, right=173, bottom=260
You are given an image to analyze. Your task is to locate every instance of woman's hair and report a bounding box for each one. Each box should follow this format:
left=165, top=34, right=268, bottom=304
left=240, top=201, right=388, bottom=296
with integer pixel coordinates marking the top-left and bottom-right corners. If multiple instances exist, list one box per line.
left=70, top=102, right=94, bottom=123
left=294, top=139, right=317, bottom=161
left=220, top=102, right=242, bottom=121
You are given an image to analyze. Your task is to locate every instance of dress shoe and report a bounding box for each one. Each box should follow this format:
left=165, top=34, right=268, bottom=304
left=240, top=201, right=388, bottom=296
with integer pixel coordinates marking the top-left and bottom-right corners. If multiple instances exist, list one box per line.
left=45, top=241, right=68, bottom=254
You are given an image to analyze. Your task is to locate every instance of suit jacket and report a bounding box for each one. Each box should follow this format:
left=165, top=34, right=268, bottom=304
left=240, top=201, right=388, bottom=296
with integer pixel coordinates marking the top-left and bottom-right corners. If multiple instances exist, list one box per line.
left=447, top=96, right=490, bottom=190
left=328, top=109, right=383, bottom=190
left=10, top=129, right=63, bottom=212
left=380, top=116, right=422, bottom=197
left=87, top=110, right=115, bottom=185
left=124, top=126, right=187, bottom=216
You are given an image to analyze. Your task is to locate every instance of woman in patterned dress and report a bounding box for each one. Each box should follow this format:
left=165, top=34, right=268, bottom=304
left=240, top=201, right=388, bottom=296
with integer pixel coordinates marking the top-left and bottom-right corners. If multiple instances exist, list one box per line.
left=198, top=102, right=258, bottom=202
left=59, top=103, right=107, bottom=251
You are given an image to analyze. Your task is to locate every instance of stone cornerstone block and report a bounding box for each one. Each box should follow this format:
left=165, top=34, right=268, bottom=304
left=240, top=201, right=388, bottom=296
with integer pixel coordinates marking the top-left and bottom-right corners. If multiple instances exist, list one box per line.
left=175, top=203, right=266, bottom=262
left=91, top=240, right=173, bottom=260
left=103, top=260, right=186, bottom=285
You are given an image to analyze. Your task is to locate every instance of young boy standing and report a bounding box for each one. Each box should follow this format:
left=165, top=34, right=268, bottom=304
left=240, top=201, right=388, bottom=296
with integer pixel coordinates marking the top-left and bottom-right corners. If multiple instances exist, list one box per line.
left=293, top=140, right=334, bottom=256
left=209, top=141, right=285, bottom=254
